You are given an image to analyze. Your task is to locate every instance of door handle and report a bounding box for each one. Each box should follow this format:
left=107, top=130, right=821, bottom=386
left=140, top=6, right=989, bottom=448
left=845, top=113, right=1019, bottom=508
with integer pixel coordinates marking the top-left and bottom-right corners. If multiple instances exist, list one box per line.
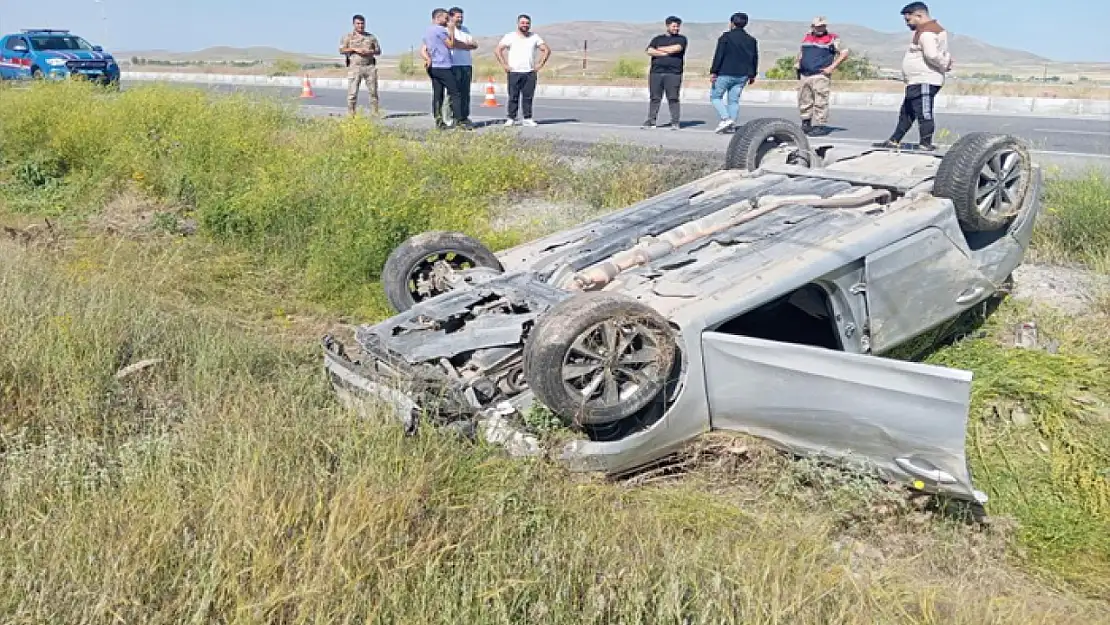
left=895, top=457, right=958, bottom=484
left=955, top=286, right=985, bottom=305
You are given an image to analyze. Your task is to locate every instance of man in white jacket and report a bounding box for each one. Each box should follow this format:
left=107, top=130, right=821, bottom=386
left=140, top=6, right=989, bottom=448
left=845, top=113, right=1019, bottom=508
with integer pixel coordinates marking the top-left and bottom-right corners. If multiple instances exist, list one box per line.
left=875, top=2, right=952, bottom=150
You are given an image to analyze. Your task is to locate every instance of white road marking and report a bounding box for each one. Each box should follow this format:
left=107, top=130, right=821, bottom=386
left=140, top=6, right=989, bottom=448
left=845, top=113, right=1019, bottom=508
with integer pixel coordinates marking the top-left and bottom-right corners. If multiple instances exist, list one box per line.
left=1033, top=128, right=1110, bottom=136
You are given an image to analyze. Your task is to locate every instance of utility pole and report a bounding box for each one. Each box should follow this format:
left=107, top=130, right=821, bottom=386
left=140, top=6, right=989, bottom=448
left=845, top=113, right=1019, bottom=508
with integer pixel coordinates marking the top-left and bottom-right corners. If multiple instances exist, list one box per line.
left=582, top=39, right=587, bottom=70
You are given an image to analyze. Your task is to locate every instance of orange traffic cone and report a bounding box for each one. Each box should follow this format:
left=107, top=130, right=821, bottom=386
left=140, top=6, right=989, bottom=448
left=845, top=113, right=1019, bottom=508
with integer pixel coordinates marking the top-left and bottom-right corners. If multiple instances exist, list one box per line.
left=481, top=76, right=499, bottom=107
left=300, top=74, right=317, bottom=99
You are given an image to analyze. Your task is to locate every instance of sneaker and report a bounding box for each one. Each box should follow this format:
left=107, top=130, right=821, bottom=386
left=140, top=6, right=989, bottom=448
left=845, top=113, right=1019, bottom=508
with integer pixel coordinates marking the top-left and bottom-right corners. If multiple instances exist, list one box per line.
left=522, top=119, right=538, bottom=127
left=504, top=118, right=516, bottom=127
left=714, top=119, right=733, bottom=134
left=801, top=119, right=812, bottom=133
left=872, top=139, right=899, bottom=149
left=917, top=142, right=937, bottom=151
left=641, top=120, right=656, bottom=129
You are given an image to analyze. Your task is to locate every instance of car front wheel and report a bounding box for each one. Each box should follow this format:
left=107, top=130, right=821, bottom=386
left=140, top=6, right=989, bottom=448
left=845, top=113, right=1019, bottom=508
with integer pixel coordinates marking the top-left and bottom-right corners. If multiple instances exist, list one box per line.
left=523, top=292, right=678, bottom=427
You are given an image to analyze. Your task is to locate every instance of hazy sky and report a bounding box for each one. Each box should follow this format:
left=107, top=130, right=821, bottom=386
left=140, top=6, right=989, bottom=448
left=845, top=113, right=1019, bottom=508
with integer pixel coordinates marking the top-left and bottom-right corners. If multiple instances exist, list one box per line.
left=2, top=0, right=1107, bottom=62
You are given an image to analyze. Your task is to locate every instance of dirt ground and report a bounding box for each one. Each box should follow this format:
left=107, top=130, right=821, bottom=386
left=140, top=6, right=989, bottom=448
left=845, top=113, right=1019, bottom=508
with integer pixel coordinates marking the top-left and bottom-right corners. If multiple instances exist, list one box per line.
left=1012, top=263, right=1109, bottom=315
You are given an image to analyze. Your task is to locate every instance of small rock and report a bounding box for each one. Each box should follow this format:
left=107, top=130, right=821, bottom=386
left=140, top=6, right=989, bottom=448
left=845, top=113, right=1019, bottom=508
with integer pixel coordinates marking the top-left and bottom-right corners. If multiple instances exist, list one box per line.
left=1010, top=405, right=1032, bottom=428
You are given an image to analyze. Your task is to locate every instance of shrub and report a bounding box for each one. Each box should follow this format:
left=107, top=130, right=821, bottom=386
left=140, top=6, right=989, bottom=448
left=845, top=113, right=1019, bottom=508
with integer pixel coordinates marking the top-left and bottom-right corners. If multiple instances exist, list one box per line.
left=609, top=57, right=646, bottom=80
left=1033, top=171, right=1110, bottom=268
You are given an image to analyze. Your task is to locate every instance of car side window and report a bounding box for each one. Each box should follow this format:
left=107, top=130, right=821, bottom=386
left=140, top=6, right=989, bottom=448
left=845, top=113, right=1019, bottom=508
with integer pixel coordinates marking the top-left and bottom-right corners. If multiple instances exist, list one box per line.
left=4, top=37, right=28, bottom=51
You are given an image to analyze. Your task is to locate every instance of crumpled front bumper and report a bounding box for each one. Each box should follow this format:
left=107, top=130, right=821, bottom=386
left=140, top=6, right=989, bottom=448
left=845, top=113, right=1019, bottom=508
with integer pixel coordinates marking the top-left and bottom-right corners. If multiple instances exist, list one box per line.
left=321, top=334, right=544, bottom=457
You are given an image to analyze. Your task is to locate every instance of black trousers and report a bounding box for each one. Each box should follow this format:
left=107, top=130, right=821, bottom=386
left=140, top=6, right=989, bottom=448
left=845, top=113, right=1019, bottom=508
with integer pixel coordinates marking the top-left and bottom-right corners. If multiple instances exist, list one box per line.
left=890, top=83, right=942, bottom=145
left=450, top=64, right=473, bottom=121
left=507, top=71, right=537, bottom=119
left=428, top=67, right=463, bottom=124
left=647, top=72, right=682, bottom=124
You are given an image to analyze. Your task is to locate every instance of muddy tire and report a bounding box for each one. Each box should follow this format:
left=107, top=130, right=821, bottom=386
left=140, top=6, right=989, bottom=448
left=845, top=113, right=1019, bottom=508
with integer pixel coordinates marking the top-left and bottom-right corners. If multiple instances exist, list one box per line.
left=724, top=117, right=813, bottom=171
left=382, top=231, right=502, bottom=313
left=523, top=292, right=677, bottom=426
left=933, top=132, right=1032, bottom=232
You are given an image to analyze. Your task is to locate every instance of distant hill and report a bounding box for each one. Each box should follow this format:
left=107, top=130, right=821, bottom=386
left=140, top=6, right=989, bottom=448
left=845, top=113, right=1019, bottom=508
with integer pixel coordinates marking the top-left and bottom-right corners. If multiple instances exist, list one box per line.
left=461, top=20, right=1050, bottom=72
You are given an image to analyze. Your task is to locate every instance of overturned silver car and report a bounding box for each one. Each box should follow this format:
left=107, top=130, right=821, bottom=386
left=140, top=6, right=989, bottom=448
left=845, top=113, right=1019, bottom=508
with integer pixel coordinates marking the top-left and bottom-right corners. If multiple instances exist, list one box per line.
left=322, top=118, right=1042, bottom=506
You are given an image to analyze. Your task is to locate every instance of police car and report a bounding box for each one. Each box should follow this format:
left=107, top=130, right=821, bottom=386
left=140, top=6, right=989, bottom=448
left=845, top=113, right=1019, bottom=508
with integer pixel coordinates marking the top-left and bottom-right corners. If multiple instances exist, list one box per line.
left=0, top=29, right=120, bottom=86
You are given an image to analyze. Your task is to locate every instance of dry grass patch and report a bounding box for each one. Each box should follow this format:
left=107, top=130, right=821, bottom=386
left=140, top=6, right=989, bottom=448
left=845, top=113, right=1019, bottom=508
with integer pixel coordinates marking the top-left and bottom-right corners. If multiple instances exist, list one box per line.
left=2, top=240, right=1108, bottom=624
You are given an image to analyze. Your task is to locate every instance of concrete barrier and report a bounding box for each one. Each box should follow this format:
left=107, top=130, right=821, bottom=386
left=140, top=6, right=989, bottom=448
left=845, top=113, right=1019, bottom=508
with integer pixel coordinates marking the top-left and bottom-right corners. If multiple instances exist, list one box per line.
left=119, top=71, right=1109, bottom=118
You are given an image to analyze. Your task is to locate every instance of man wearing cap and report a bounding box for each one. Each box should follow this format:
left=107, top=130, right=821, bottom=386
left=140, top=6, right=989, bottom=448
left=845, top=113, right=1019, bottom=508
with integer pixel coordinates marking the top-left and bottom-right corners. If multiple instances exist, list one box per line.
left=794, top=16, right=848, bottom=136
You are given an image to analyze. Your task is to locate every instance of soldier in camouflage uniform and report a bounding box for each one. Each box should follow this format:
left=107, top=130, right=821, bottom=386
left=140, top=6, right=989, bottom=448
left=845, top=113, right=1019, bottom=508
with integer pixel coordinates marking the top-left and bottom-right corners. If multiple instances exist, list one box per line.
left=339, top=14, right=382, bottom=116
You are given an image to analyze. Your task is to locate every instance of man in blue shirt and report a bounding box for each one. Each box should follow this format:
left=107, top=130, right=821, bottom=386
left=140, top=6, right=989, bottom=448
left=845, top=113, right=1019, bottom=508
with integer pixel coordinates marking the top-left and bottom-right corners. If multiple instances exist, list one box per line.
left=421, top=8, right=466, bottom=129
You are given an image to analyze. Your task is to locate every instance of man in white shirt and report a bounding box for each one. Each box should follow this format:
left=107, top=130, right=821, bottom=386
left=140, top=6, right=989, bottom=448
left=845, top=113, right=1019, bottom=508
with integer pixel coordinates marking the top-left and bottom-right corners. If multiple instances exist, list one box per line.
left=494, top=14, right=551, bottom=127
left=446, top=7, right=478, bottom=126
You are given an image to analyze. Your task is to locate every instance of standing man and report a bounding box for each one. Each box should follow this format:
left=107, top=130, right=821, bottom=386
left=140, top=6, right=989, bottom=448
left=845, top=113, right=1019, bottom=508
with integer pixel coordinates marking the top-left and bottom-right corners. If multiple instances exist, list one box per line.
left=444, top=7, right=479, bottom=127
left=875, top=2, right=952, bottom=150
left=495, top=14, right=551, bottom=127
left=642, top=16, right=687, bottom=130
left=795, top=16, right=849, bottom=136
left=421, top=8, right=465, bottom=129
left=709, top=12, right=759, bottom=134
left=338, top=14, right=382, bottom=116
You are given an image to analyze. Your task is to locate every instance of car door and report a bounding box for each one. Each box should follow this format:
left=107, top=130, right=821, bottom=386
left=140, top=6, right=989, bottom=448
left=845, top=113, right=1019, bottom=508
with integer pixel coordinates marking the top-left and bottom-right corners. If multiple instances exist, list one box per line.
left=862, top=225, right=996, bottom=355
left=0, top=36, right=15, bottom=79
left=1, top=36, right=31, bottom=79
left=701, top=331, right=979, bottom=500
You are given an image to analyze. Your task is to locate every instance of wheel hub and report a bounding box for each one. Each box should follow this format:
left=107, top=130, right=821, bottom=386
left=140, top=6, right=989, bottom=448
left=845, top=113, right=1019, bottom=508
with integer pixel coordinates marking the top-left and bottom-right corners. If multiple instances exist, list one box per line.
left=976, top=149, right=1027, bottom=217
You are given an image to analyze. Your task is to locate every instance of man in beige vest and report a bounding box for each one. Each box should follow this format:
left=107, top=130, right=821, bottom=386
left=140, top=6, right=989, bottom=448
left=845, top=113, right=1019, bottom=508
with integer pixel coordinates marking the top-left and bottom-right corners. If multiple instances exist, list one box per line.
left=339, top=14, right=382, bottom=116
left=875, top=2, right=952, bottom=150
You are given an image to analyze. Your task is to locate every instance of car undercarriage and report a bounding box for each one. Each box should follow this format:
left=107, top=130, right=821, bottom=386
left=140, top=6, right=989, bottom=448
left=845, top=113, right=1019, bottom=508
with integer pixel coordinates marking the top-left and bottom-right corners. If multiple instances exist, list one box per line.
left=322, top=117, right=1043, bottom=508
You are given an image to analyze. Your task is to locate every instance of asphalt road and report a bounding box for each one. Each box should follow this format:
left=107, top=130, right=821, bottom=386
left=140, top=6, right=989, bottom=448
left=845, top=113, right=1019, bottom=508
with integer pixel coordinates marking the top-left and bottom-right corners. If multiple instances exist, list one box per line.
left=126, top=81, right=1110, bottom=158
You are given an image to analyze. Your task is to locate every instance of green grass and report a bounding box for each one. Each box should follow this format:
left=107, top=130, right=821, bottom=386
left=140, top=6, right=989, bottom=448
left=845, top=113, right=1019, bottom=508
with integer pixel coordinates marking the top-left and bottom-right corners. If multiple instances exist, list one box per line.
left=2, top=80, right=1110, bottom=621
left=2, top=239, right=1106, bottom=624
left=0, top=81, right=694, bottom=318
left=1031, top=170, right=1110, bottom=271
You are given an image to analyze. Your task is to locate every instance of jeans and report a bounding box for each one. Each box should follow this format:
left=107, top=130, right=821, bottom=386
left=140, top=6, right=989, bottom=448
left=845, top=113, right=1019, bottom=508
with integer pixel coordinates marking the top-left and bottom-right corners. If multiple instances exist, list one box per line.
left=710, top=74, right=748, bottom=122
left=647, top=72, right=682, bottom=124
left=427, top=67, right=462, bottom=125
left=507, top=71, right=537, bottom=119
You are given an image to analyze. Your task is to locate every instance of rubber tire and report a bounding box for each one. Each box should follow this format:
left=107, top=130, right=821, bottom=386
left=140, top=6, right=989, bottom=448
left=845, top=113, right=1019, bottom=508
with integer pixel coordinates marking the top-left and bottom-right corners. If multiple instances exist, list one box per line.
left=724, top=117, right=813, bottom=171
left=523, top=292, right=677, bottom=427
left=381, top=231, right=502, bottom=313
left=933, top=132, right=1032, bottom=233
left=31, top=68, right=44, bottom=80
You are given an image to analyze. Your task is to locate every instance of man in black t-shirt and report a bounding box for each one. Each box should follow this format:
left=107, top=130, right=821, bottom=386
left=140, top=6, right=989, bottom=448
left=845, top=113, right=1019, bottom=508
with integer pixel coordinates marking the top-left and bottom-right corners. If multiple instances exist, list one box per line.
left=642, top=16, right=687, bottom=129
